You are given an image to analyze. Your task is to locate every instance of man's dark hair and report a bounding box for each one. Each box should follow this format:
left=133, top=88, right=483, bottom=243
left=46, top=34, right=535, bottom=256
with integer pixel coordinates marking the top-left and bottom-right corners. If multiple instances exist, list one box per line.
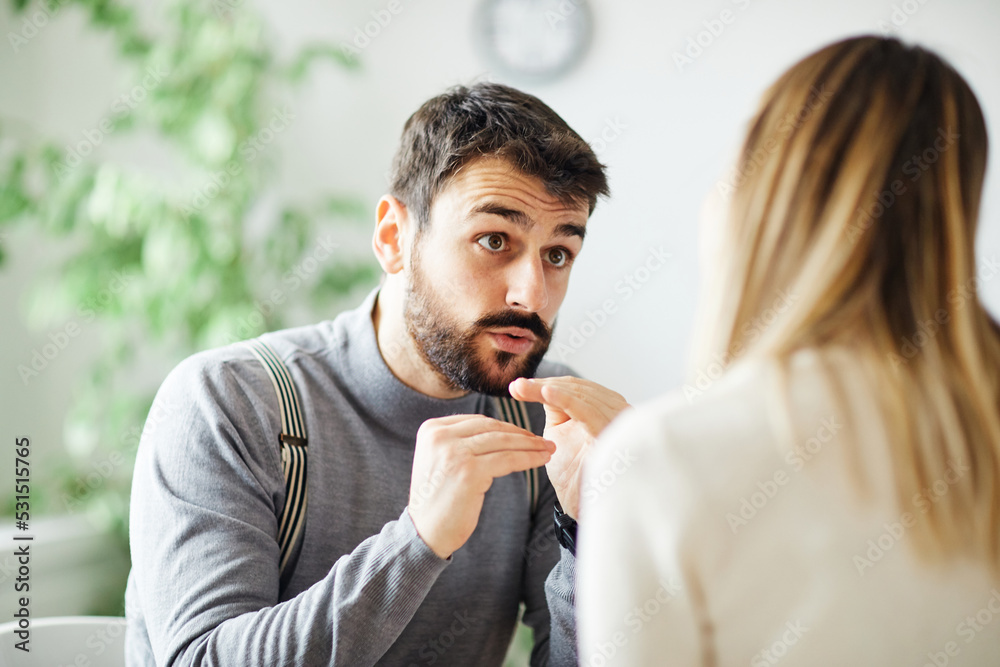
left=389, top=82, right=610, bottom=229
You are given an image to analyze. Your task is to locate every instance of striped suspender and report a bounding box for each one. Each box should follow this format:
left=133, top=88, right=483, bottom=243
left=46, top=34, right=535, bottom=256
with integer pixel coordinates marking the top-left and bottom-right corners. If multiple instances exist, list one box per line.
left=493, top=396, right=541, bottom=514
left=248, top=337, right=540, bottom=581
left=246, top=340, right=308, bottom=579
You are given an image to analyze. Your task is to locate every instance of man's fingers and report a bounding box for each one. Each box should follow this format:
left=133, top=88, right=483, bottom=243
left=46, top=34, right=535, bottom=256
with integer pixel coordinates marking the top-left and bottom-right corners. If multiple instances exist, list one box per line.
left=422, top=413, right=536, bottom=438
left=420, top=414, right=553, bottom=455
left=529, top=381, right=620, bottom=428
left=464, top=431, right=556, bottom=456
left=510, top=376, right=628, bottom=415
left=532, top=377, right=628, bottom=412
left=537, top=384, right=613, bottom=432
left=547, top=387, right=629, bottom=428
left=476, top=448, right=554, bottom=479
left=509, top=381, right=570, bottom=426
left=508, top=378, right=546, bottom=403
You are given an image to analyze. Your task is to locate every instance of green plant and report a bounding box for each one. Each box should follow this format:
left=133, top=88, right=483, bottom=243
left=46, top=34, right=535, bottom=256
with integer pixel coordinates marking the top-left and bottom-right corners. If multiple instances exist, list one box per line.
left=0, top=0, right=378, bottom=592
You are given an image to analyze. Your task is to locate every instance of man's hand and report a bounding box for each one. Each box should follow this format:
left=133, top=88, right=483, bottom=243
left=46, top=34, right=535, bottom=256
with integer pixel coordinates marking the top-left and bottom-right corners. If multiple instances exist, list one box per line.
left=408, top=414, right=555, bottom=559
left=509, top=377, right=630, bottom=520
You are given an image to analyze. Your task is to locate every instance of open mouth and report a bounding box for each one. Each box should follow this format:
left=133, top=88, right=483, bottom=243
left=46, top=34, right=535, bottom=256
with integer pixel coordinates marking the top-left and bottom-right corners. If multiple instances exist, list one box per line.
left=486, top=329, right=536, bottom=355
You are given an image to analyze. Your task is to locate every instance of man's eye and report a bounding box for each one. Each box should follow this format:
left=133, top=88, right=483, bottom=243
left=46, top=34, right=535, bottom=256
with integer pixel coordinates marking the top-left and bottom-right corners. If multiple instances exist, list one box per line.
left=546, top=248, right=569, bottom=267
left=478, top=234, right=507, bottom=251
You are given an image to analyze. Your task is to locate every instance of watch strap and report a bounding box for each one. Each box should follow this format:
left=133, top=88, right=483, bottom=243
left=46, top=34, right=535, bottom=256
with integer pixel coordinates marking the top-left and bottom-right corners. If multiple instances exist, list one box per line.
left=553, top=499, right=578, bottom=556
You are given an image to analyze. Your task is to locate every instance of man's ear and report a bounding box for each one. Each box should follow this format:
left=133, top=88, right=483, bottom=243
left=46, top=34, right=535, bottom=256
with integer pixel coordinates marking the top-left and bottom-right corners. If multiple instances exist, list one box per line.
left=372, top=195, right=411, bottom=274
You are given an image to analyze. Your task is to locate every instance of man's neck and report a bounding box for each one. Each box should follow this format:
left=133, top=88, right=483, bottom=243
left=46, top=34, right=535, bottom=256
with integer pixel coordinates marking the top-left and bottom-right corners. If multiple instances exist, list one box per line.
left=372, top=284, right=468, bottom=400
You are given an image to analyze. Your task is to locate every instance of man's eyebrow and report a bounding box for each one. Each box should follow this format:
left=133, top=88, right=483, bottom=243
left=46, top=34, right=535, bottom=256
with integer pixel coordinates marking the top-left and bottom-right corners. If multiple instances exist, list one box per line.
left=469, top=203, right=587, bottom=241
left=554, top=222, right=587, bottom=242
left=470, top=203, right=532, bottom=229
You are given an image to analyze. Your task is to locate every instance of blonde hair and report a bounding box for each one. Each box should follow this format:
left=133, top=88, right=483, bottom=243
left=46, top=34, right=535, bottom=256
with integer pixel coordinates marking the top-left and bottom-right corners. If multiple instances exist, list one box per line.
left=699, top=36, right=1000, bottom=567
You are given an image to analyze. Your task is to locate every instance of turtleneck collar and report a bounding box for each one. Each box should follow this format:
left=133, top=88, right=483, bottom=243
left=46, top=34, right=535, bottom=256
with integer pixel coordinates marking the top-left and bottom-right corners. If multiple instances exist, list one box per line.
left=331, top=288, right=488, bottom=441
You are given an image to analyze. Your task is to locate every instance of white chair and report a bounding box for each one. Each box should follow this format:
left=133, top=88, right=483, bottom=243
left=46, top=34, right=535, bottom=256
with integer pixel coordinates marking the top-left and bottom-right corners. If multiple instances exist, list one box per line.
left=0, top=616, right=126, bottom=667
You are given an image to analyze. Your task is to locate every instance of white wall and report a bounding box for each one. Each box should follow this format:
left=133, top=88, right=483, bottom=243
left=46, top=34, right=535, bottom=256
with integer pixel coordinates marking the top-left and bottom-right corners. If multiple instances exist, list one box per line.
left=229, top=0, right=1000, bottom=402
left=2, top=0, right=1000, bottom=469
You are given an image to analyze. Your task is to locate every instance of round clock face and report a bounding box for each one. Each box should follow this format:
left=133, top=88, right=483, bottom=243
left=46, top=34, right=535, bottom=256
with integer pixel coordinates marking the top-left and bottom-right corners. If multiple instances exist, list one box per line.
left=475, top=0, right=593, bottom=82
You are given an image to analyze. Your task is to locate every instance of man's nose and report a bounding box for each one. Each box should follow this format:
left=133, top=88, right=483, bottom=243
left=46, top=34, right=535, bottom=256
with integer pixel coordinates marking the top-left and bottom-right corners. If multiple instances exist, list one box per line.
left=505, top=255, right=548, bottom=313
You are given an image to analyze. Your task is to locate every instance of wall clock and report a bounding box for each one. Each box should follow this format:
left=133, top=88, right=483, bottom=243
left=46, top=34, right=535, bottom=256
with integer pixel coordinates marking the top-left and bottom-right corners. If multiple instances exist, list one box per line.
left=475, top=0, right=593, bottom=82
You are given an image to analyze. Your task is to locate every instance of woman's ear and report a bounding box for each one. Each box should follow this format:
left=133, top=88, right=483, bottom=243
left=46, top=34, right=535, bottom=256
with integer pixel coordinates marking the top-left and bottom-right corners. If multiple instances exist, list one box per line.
left=373, top=195, right=410, bottom=274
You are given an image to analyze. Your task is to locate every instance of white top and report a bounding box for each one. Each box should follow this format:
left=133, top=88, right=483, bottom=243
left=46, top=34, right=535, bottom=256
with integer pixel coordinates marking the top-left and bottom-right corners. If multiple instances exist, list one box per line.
left=578, top=348, right=1000, bottom=666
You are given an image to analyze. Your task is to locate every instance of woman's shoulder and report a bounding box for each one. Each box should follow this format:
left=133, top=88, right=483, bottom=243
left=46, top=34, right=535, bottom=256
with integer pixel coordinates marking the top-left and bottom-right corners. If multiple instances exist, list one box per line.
left=600, top=355, right=784, bottom=458
left=590, top=349, right=860, bottom=510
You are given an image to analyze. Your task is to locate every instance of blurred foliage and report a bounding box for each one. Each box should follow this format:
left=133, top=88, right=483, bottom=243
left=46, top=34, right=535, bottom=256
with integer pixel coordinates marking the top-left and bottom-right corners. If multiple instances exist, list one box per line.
left=0, top=0, right=379, bottom=562
left=505, top=622, right=534, bottom=667
left=1, top=5, right=537, bottom=658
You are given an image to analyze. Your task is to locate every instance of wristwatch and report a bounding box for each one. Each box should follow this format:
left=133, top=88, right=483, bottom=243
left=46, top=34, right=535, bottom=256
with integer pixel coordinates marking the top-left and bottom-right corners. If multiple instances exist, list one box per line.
left=553, top=500, right=578, bottom=555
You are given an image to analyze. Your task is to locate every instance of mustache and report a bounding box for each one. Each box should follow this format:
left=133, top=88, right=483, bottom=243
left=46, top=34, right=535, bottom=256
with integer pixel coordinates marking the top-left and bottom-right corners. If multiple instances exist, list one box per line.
left=473, top=310, right=552, bottom=341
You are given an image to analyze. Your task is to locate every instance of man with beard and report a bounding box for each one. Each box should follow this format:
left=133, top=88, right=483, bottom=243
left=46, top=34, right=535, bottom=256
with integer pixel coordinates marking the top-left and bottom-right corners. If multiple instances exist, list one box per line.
left=125, top=83, right=627, bottom=667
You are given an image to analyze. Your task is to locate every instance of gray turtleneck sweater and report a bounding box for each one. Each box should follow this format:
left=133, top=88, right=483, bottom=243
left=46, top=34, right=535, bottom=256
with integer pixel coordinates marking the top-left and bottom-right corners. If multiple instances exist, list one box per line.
left=124, top=290, right=577, bottom=666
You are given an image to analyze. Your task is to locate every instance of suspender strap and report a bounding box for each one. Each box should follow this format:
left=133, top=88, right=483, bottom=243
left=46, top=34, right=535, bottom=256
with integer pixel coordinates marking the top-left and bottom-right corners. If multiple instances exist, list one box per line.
left=247, top=336, right=537, bottom=579
left=246, top=340, right=309, bottom=578
left=493, top=396, right=540, bottom=514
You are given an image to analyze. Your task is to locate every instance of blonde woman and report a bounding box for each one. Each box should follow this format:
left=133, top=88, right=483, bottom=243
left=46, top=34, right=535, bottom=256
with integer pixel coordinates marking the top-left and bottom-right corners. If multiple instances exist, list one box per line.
left=578, top=36, right=1000, bottom=665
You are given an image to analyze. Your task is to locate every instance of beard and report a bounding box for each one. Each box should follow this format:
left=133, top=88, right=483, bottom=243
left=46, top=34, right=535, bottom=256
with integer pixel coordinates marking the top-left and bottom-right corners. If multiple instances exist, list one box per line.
left=404, top=256, right=553, bottom=397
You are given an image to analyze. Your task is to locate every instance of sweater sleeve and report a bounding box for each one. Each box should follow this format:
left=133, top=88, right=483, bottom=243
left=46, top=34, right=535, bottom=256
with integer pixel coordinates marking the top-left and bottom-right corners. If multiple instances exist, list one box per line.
left=517, top=467, right=577, bottom=667
left=541, top=548, right=577, bottom=666
left=576, top=409, right=705, bottom=666
left=518, top=360, right=582, bottom=666
left=127, top=352, right=449, bottom=667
